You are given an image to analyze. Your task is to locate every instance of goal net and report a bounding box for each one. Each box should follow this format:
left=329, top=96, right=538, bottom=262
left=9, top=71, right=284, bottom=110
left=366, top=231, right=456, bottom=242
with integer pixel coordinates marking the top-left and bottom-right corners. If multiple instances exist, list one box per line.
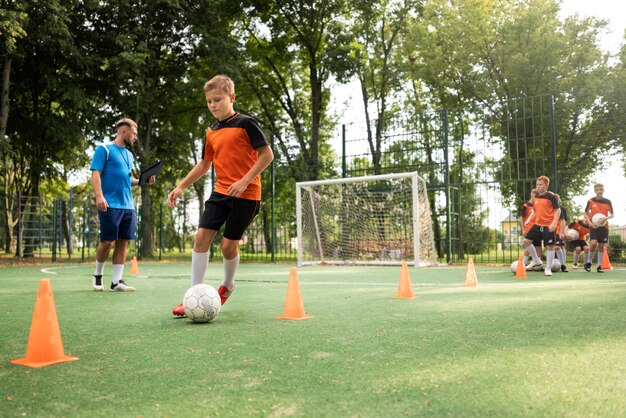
left=296, top=172, right=438, bottom=267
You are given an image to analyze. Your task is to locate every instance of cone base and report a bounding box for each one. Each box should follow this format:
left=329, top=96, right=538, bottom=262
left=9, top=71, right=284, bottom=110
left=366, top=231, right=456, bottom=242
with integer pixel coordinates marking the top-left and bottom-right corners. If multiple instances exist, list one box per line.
left=276, top=314, right=314, bottom=320
left=393, top=295, right=415, bottom=299
left=10, top=355, right=79, bottom=368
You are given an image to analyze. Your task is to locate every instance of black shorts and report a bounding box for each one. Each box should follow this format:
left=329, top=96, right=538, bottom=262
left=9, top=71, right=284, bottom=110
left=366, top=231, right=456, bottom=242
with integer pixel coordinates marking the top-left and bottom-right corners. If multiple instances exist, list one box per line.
left=199, top=192, right=260, bottom=240
left=589, top=227, right=609, bottom=243
left=569, top=240, right=588, bottom=250
left=525, top=225, right=556, bottom=247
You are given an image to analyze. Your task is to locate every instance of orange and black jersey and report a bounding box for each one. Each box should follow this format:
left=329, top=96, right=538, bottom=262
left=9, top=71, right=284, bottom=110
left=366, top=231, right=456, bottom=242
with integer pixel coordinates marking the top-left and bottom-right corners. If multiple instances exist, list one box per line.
left=202, top=113, right=270, bottom=201
left=520, top=202, right=534, bottom=233
left=556, top=206, right=567, bottom=234
left=532, top=192, right=560, bottom=227
left=585, top=197, right=613, bottom=227
left=568, top=220, right=590, bottom=239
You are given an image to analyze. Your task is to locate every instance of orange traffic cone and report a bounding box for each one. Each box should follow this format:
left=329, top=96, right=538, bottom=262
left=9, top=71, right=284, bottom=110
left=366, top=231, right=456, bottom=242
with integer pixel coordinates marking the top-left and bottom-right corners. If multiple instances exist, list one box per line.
left=394, top=260, right=415, bottom=299
left=130, top=256, right=139, bottom=274
left=515, top=255, right=527, bottom=278
left=602, top=251, right=612, bottom=270
left=464, top=258, right=478, bottom=287
left=276, top=268, right=313, bottom=320
left=11, top=279, right=79, bottom=368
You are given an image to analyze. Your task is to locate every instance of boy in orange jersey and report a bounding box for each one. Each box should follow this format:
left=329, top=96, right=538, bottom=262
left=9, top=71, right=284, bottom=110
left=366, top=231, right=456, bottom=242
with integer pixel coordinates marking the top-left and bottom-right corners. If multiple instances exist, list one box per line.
left=566, top=217, right=591, bottom=269
left=167, top=75, right=274, bottom=316
left=524, top=176, right=561, bottom=276
left=583, top=183, right=614, bottom=273
left=519, top=189, right=542, bottom=266
left=553, top=195, right=569, bottom=272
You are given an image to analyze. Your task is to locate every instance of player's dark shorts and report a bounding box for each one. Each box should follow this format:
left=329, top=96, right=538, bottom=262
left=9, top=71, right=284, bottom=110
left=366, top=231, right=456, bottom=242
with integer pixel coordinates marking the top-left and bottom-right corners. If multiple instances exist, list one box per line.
left=199, top=192, right=261, bottom=240
left=568, top=239, right=589, bottom=250
left=524, top=232, right=543, bottom=247
left=99, top=208, right=136, bottom=241
left=589, top=227, right=609, bottom=243
left=525, top=225, right=556, bottom=247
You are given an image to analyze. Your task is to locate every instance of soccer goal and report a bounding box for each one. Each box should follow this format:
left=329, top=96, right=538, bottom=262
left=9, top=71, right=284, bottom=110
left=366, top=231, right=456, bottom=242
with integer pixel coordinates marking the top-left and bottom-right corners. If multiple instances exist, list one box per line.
left=296, top=172, right=438, bottom=267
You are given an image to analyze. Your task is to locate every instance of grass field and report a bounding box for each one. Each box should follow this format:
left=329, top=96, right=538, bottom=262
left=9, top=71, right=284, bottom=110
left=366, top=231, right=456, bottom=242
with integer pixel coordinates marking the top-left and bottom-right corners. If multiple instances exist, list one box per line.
left=1, top=261, right=626, bottom=417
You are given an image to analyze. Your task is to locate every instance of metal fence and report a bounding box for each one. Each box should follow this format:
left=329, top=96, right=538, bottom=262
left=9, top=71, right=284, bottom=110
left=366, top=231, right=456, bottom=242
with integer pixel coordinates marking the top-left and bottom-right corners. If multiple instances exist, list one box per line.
left=2, top=95, right=624, bottom=264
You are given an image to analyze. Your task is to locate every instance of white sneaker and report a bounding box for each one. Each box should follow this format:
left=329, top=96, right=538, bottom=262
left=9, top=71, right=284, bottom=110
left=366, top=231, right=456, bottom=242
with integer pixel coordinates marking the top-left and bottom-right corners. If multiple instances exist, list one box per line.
left=525, top=260, right=543, bottom=271
left=572, top=264, right=578, bottom=270
left=544, top=268, right=553, bottom=277
left=92, top=274, right=103, bottom=291
left=110, top=280, right=135, bottom=292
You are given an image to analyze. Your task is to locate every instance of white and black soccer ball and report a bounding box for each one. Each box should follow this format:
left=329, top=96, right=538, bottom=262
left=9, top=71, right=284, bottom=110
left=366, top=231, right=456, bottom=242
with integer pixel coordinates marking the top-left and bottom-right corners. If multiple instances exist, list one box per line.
left=566, top=229, right=579, bottom=241
left=592, top=213, right=608, bottom=227
left=183, top=284, right=221, bottom=323
left=510, top=260, right=518, bottom=274
left=551, top=259, right=561, bottom=272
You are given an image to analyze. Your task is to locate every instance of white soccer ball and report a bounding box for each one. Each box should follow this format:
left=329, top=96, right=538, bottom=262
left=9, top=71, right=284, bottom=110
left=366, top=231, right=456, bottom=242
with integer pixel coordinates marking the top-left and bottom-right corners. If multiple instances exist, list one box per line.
left=510, top=260, right=518, bottom=274
left=183, top=284, right=221, bottom=323
left=592, top=213, right=608, bottom=227
left=566, top=229, right=579, bottom=241
left=551, top=259, right=561, bottom=272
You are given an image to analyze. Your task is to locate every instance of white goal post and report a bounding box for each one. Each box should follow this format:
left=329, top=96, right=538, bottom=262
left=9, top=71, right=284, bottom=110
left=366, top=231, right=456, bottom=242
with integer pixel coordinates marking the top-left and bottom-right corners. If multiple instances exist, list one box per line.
left=296, top=172, right=438, bottom=267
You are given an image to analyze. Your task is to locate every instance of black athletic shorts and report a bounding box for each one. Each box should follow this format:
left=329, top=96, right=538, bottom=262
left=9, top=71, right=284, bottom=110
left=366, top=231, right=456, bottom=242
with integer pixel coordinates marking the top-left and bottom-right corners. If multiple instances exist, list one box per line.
left=525, top=224, right=556, bottom=247
left=199, top=192, right=260, bottom=240
left=568, top=239, right=588, bottom=250
left=589, top=227, right=609, bottom=244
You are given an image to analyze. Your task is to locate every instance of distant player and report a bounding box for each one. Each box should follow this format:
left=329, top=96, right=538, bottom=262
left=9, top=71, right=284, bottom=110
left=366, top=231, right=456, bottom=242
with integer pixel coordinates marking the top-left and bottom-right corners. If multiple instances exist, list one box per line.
left=566, top=217, right=591, bottom=269
left=553, top=194, right=568, bottom=272
left=519, top=189, right=542, bottom=266
left=524, top=176, right=561, bottom=276
left=583, top=183, right=614, bottom=273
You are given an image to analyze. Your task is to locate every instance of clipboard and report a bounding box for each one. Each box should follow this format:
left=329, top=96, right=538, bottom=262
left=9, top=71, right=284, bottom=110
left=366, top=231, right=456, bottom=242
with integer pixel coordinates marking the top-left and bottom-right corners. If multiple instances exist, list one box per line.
left=138, top=160, right=162, bottom=186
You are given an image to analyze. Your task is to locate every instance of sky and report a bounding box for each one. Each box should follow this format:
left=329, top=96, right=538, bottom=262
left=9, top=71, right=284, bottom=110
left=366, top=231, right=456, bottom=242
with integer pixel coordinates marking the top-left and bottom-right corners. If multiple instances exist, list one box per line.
left=329, top=0, right=626, bottom=225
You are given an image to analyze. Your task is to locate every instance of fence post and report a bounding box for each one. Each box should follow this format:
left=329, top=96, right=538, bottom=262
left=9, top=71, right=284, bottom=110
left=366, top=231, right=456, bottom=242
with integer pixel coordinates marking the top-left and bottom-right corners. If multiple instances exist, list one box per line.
left=81, top=202, right=87, bottom=262
left=159, top=203, right=163, bottom=261
left=442, top=109, right=451, bottom=264
left=270, top=134, right=276, bottom=262
left=52, top=199, right=57, bottom=262
left=549, top=95, right=558, bottom=194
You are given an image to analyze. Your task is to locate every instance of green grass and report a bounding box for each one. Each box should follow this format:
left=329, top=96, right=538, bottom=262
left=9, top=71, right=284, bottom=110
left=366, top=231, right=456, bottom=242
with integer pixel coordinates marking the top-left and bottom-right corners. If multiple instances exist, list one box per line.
left=1, top=262, right=626, bottom=417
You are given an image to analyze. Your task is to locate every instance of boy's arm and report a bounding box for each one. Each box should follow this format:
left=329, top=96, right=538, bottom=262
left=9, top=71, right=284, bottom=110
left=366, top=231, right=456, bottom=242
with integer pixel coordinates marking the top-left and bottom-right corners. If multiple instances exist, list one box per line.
left=549, top=208, right=561, bottom=232
left=167, top=159, right=212, bottom=208
left=227, top=145, right=274, bottom=198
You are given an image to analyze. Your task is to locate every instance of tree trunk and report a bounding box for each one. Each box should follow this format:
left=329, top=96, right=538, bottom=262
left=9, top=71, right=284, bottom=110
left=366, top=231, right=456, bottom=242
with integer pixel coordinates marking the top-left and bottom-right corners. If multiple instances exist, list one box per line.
left=0, top=56, right=10, bottom=143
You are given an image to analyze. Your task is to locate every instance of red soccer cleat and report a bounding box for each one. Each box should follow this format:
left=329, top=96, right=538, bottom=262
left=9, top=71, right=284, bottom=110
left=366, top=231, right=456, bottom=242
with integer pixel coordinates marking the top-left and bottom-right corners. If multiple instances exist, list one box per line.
left=172, top=303, right=185, bottom=317
left=218, top=285, right=234, bottom=305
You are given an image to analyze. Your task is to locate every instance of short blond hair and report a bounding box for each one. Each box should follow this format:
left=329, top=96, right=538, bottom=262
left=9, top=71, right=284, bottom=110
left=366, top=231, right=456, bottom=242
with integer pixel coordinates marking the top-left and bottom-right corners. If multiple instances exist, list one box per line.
left=203, top=75, right=235, bottom=95
left=594, top=183, right=604, bottom=189
left=116, top=117, right=137, bottom=130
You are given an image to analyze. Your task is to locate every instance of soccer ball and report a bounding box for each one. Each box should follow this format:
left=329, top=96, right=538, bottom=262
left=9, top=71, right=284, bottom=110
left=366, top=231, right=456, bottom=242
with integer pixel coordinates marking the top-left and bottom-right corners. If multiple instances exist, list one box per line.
left=566, top=229, right=579, bottom=241
left=592, top=213, right=608, bottom=227
left=551, top=259, right=561, bottom=272
left=510, top=260, right=519, bottom=274
left=183, top=284, right=221, bottom=323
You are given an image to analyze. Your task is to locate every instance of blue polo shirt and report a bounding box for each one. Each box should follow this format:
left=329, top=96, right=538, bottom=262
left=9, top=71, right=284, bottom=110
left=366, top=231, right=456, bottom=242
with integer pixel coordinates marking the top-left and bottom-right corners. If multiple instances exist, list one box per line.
left=90, top=143, right=135, bottom=209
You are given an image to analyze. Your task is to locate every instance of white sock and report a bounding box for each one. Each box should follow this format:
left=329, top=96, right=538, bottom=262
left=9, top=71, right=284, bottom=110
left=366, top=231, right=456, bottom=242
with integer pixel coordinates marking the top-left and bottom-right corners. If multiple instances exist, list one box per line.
left=191, top=251, right=209, bottom=286
left=546, top=250, right=555, bottom=269
left=573, top=253, right=579, bottom=265
left=561, top=248, right=567, bottom=265
left=522, top=255, right=529, bottom=264
left=585, top=252, right=592, bottom=264
left=94, top=260, right=105, bottom=276
left=112, top=264, right=124, bottom=285
left=527, top=245, right=540, bottom=263
left=597, top=251, right=603, bottom=267
left=222, top=253, right=240, bottom=290
left=556, top=248, right=565, bottom=265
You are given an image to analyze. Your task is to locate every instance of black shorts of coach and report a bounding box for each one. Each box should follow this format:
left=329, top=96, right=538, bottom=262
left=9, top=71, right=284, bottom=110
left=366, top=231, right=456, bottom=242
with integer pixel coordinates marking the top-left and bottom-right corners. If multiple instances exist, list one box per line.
left=525, top=224, right=556, bottom=247
left=589, top=227, right=609, bottom=244
left=199, top=192, right=261, bottom=241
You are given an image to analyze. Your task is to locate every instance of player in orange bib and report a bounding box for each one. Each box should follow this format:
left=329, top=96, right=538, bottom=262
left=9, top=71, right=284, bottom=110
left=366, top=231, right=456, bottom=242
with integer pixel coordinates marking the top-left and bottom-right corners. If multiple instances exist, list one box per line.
left=519, top=189, right=541, bottom=266
left=523, top=176, right=561, bottom=276
left=583, top=183, right=614, bottom=273
left=167, top=75, right=274, bottom=316
left=566, top=217, right=591, bottom=269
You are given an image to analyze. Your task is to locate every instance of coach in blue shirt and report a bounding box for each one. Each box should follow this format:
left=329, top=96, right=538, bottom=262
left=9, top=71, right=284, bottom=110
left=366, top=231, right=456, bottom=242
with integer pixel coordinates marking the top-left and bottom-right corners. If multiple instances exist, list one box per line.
left=89, top=118, right=154, bottom=292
